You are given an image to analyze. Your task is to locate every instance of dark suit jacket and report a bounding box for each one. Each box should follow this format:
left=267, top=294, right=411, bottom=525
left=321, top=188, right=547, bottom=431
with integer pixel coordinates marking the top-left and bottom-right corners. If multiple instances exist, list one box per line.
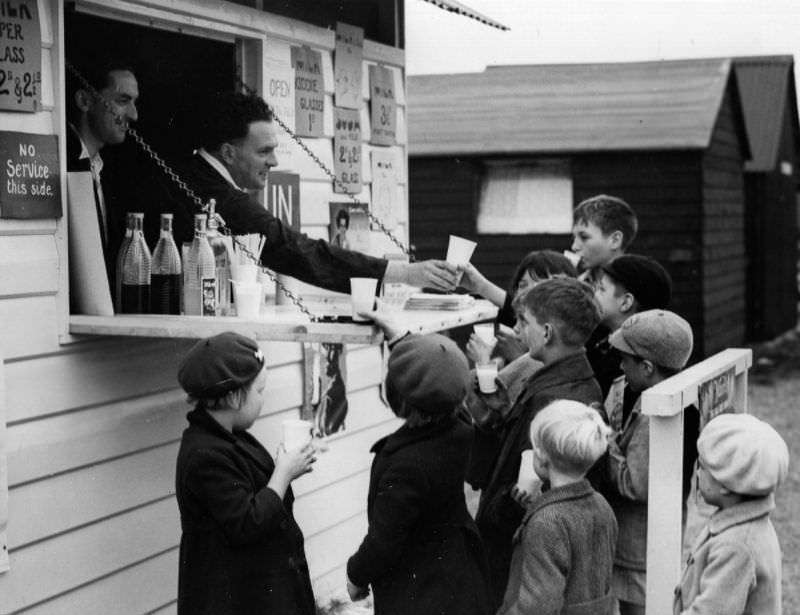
left=473, top=350, right=602, bottom=609
left=348, top=415, right=491, bottom=615
left=175, top=408, right=316, bottom=615
left=153, top=154, right=388, bottom=294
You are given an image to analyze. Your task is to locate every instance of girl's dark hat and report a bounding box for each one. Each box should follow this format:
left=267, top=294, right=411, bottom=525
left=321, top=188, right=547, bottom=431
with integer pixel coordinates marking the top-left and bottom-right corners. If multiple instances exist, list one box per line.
left=178, top=332, right=265, bottom=398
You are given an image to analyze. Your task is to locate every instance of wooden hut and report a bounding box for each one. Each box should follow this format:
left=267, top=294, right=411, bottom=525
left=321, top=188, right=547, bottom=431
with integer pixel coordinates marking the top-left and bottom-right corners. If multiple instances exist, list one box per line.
left=407, top=58, right=779, bottom=357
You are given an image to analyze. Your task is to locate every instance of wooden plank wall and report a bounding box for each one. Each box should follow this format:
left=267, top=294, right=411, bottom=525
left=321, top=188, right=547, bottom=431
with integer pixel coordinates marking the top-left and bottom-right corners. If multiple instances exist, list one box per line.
left=701, top=86, right=747, bottom=355
left=0, top=1, right=406, bottom=612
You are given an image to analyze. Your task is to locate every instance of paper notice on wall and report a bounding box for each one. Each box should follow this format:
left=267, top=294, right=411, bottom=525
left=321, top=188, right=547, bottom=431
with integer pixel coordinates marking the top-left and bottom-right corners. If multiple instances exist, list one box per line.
left=264, top=63, right=297, bottom=170
left=0, top=0, right=41, bottom=112
left=698, top=366, right=736, bottom=430
left=334, top=22, right=363, bottom=110
left=302, top=342, right=349, bottom=437
left=333, top=107, right=362, bottom=194
left=330, top=201, right=370, bottom=254
left=67, top=172, right=113, bottom=315
left=370, top=148, right=399, bottom=230
left=369, top=64, right=397, bottom=146
left=291, top=45, right=324, bottom=138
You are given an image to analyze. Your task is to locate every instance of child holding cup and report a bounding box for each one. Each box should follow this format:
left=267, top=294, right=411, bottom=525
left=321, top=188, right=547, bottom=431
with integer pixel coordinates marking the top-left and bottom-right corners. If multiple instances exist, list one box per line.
left=174, top=332, right=317, bottom=615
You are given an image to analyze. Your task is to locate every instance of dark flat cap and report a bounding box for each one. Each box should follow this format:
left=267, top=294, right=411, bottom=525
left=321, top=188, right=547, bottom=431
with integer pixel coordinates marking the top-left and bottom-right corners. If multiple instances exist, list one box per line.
left=387, top=333, right=470, bottom=414
left=178, top=332, right=265, bottom=398
left=601, top=254, right=672, bottom=310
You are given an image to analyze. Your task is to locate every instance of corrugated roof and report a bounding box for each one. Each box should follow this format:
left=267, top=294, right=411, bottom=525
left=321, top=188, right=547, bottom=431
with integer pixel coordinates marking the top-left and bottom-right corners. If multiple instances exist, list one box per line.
left=733, top=56, right=797, bottom=172
left=419, top=0, right=509, bottom=31
left=408, top=59, right=735, bottom=156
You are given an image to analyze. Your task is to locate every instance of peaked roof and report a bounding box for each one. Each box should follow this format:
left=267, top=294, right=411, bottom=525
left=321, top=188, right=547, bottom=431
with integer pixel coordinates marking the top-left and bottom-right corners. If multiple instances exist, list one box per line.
left=733, top=56, right=800, bottom=172
left=408, top=58, right=739, bottom=156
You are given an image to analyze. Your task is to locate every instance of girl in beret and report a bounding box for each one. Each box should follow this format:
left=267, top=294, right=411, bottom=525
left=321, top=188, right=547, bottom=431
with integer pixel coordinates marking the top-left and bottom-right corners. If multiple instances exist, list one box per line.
left=346, top=321, right=491, bottom=615
left=174, top=331, right=317, bottom=615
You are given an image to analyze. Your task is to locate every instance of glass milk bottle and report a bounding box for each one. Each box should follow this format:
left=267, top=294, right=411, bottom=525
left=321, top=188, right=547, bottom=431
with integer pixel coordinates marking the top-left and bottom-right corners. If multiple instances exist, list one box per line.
left=183, top=213, right=216, bottom=316
left=150, top=213, right=182, bottom=314
left=120, top=213, right=152, bottom=313
left=206, top=199, right=232, bottom=315
left=114, top=213, right=134, bottom=312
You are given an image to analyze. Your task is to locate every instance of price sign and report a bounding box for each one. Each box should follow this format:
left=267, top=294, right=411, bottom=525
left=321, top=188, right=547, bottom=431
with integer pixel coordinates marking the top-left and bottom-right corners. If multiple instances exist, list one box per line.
left=369, top=64, right=396, bottom=146
left=0, top=131, right=60, bottom=218
left=333, top=107, right=362, bottom=194
left=334, top=22, right=363, bottom=110
left=0, top=0, right=41, bottom=112
left=291, top=46, right=324, bottom=138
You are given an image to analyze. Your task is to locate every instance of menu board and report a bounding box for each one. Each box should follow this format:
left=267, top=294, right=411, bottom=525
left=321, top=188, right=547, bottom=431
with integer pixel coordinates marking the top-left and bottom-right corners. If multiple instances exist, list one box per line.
left=0, top=0, right=40, bottom=112
left=0, top=131, right=61, bottom=218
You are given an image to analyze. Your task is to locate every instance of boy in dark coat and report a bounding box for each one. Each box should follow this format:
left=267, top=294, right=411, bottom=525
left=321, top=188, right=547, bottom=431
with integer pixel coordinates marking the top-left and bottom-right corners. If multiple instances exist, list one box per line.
left=174, top=332, right=317, bottom=615
left=347, top=332, right=491, bottom=615
left=499, top=400, right=617, bottom=615
left=471, top=277, right=603, bottom=609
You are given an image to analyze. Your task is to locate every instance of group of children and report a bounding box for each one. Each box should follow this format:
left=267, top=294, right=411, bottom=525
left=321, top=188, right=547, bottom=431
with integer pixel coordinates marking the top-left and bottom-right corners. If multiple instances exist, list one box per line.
left=171, top=194, right=790, bottom=615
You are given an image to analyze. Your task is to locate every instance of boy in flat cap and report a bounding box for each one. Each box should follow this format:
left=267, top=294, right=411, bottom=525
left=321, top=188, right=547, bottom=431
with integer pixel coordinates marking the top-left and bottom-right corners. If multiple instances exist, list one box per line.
left=675, top=413, right=788, bottom=615
left=606, top=310, right=694, bottom=615
left=346, top=332, right=490, bottom=615
left=174, top=332, right=317, bottom=615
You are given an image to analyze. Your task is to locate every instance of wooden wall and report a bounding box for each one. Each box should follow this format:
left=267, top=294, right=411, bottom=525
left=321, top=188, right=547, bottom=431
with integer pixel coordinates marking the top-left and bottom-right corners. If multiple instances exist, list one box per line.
left=0, top=0, right=406, bottom=612
left=701, top=86, right=747, bottom=355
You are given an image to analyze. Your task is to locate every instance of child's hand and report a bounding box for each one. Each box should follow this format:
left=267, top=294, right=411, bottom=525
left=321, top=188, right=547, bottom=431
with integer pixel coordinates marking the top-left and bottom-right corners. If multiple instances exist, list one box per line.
left=457, top=263, right=486, bottom=294
left=510, top=484, right=535, bottom=508
left=347, top=578, right=370, bottom=601
left=466, top=332, right=495, bottom=365
left=495, top=324, right=527, bottom=362
left=275, top=443, right=317, bottom=481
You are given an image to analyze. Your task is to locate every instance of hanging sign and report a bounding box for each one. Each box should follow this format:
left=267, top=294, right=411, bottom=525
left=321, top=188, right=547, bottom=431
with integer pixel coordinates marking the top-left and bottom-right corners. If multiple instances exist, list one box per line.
left=0, top=0, right=40, bottom=112
left=267, top=171, right=300, bottom=231
left=334, top=22, right=363, bottom=110
left=291, top=45, right=324, bottom=138
left=264, top=62, right=297, bottom=170
left=0, top=131, right=60, bottom=218
left=698, top=366, right=736, bottom=430
left=370, top=148, right=399, bottom=230
left=333, top=107, right=362, bottom=194
left=369, top=64, right=396, bottom=146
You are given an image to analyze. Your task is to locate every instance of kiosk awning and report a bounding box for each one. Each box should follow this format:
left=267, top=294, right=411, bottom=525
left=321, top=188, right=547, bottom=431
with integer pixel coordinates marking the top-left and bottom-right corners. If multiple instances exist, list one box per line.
left=419, top=0, right=510, bottom=31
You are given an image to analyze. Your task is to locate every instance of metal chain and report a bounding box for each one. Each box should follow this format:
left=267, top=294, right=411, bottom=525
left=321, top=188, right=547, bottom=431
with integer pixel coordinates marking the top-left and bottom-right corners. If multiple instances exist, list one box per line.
left=66, top=60, right=320, bottom=321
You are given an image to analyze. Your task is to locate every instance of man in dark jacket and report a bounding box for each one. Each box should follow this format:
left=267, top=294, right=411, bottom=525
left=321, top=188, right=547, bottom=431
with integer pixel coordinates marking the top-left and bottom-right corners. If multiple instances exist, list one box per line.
left=470, top=278, right=603, bottom=609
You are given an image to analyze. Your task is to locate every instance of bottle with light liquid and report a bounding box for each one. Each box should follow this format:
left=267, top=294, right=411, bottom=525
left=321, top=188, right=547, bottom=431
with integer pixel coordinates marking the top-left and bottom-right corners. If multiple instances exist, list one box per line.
left=150, top=213, right=182, bottom=314
left=206, top=199, right=233, bottom=315
left=183, top=213, right=216, bottom=316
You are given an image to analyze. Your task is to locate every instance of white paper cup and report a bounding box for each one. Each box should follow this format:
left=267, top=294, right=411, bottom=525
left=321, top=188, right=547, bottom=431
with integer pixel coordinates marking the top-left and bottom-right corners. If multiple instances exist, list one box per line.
left=446, top=235, right=477, bottom=266
left=231, top=263, right=258, bottom=284
left=517, top=449, right=541, bottom=494
left=473, top=323, right=497, bottom=348
left=562, top=250, right=581, bottom=268
left=350, top=277, right=378, bottom=321
left=282, top=419, right=313, bottom=452
left=234, top=281, right=262, bottom=319
left=475, top=362, right=498, bottom=394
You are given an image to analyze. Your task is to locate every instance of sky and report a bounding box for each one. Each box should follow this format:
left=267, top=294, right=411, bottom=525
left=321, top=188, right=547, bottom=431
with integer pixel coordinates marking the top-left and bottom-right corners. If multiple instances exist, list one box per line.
left=405, top=0, right=800, bottom=77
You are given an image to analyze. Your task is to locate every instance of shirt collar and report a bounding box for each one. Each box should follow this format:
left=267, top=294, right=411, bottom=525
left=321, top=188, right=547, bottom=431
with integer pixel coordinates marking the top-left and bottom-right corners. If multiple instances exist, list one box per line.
left=197, top=147, right=245, bottom=192
left=69, top=123, right=103, bottom=174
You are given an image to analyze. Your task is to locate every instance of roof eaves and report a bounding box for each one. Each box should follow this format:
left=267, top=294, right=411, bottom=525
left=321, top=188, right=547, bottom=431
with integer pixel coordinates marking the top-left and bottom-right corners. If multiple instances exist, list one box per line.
left=418, top=0, right=510, bottom=31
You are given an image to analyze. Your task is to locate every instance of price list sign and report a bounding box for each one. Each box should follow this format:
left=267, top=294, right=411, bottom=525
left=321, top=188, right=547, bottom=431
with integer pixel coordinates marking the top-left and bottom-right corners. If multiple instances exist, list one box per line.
left=0, top=131, right=61, bottom=218
left=0, top=0, right=40, bottom=112
left=333, top=107, right=362, bottom=194
left=369, top=65, right=396, bottom=146
left=291, top=45, right=324, bottom=138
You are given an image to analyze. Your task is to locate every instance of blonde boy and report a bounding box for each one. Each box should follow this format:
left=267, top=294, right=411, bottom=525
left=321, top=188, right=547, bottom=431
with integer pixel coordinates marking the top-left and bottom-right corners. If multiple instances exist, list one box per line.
left=498, top=400, right=618, bottom=615
left=675, top=413, right=788, bottom=615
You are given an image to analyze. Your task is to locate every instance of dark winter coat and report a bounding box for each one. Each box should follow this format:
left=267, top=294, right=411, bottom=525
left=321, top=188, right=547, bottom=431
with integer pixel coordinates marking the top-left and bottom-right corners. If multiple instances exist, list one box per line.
left=472, top=351, right=602, bottom=609
left=175, top=408, right=316, bottom=615
left=347, top=414, right=491, bottom=615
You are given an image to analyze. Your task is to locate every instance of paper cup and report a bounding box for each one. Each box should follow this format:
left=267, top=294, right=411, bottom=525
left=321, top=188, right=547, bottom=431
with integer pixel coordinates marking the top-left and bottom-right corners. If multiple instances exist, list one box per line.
left=562, top=250, right=581, bottom=268
left=282, top=419, right=313, bottom=452
left=350, top=277, right=378, bottom=321
left=233, top=281, right=262, bottom=319
left=231, top=262, right=258, bottom=284
left=475, top=362, right=498, bottom=394
left=516, top=449, right=541, bottom=494
left=446, top=235, right=477, bottom=266
left=473, top=323, right=497, bottom=348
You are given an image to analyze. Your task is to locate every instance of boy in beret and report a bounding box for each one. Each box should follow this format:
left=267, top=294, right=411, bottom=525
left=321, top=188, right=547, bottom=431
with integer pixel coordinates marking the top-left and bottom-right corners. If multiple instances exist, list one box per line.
left=675, top=413, right=788, bottom=615
left=606, top=310, right=694, bottom=615
left=346, top=332, right=490, bottom=615
left=174, top=332, right=317, bottom=615
left=498, top=400, right=618, bottom=615
left=471, top=277, right=602, bottom=609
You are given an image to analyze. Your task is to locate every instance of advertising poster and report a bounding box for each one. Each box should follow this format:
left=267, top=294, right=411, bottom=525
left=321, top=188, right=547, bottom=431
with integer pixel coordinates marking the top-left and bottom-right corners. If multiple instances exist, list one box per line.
left=291, top=45, right=324, bottom=138
left=333, top=106, right=362, bottom=193
left=368, top=64, right=397, bottom=146
left=303, top=342, right=349, bottom=436
left=0, top=0, right=40, bottom=112
left=370, top=148, right=400, bottom=230
left=698, top=366, right=736, bottom=430
left=330, top=201, right=370, bottom=254
left=334, top=22, right=363, bottom=110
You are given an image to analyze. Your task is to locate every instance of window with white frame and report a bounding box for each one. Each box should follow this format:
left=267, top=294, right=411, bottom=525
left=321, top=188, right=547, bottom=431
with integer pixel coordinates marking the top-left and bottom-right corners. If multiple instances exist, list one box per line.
left=477, top=159, right=573, bottom=234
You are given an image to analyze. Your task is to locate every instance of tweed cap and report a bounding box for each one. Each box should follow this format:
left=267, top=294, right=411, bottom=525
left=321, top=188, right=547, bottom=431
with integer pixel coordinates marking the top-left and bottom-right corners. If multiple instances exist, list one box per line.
left=177, top=332, right=265, bottom=398
left=601, top=254, right=672, bottom=310
left=698, top=413, right=789, bottom=496
left=609, top=309, right=693, bottom=370
left=387, top=333, right=470, bottom=414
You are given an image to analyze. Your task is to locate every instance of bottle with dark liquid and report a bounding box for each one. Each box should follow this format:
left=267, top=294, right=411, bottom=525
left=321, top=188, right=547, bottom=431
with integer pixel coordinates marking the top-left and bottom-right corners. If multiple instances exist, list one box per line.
left=114, top=213, right=134, bottom=312
left=150, top=213, right=182, bottom=314
left=183, top=213, right=216, bottom=316
left=120, top=213, right=152, bottom=313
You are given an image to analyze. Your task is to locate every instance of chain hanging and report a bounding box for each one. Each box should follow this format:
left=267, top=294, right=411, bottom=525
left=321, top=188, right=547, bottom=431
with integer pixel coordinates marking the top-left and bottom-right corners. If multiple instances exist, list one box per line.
left=66, top=60, right=319, bottom=321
